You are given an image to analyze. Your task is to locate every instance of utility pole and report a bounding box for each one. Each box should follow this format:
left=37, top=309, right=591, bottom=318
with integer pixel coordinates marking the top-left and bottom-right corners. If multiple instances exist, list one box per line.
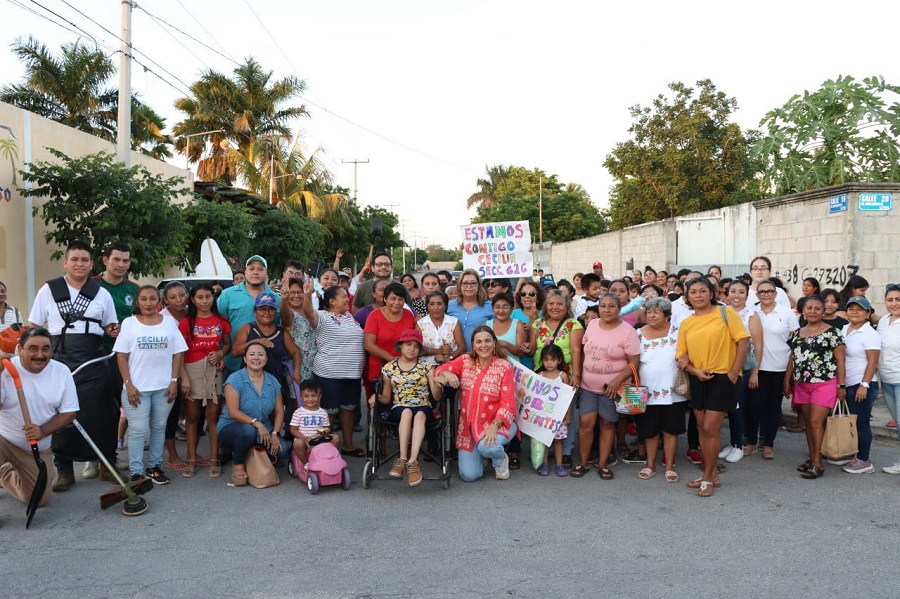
left=116, top=0, right=133, bottom=165
left=400, top=218, right=408, bottom=274
left=382, top=203, right=400, bottom=274
left=342, top=158, right=369, bottom=201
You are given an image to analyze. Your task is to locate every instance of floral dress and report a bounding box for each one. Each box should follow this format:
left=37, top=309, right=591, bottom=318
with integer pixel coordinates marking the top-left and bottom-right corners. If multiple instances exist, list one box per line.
left=289, top=310, right=316, bottom=381
left=788, top=327, right=844, bottom=383
left=530, top=317, right=583, bottom=373
left=637, top=325, right=686, bottom=405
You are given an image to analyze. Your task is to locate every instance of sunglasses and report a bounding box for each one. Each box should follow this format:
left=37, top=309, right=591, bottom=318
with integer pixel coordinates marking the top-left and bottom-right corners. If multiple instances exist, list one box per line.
left=887, top=283, right=900, bottom=291
left=519, top=291, right=537, bottom=297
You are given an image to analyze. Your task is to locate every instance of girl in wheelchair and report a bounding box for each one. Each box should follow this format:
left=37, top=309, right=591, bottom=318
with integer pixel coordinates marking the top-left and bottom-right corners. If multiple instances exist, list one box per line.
left=368, top=328, right=441, bottom=486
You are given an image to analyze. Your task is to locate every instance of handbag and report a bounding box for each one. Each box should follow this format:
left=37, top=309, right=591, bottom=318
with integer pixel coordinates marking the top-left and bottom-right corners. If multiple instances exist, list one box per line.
left=673, top=368, right=691, bottom=398
left=614, top=364, right=649, bottom=415
left=821, top=399, right=858, bottom=460
left=246, top=444, right=280, bottom=489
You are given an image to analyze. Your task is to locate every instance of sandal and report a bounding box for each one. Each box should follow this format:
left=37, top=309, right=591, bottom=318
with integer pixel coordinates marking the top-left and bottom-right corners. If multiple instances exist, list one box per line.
left=598, top=467, right=614, bottom=480
left=697, top=480, right=714, bottom=497
left=665, top=470, right=678, bottom=483
left=687, top=477, right=721, bottom=489
left=570, top=464, right=590, bottom=478
left=165, top=461, right=186, bottom=472
left=208, top=459, right=222, bottom=478
left=801, top=465, right=825, bottom=479
left=231, top=466, right=248, bottom=487
left=796, top=459, right=812, bottom=473
left=509, top=456, right=521, bottom=470
left=196, top=456, right=210, bottom=467
left=638, top=467, right=656, bottom=480
left=181, top=460, right=196, bottom=478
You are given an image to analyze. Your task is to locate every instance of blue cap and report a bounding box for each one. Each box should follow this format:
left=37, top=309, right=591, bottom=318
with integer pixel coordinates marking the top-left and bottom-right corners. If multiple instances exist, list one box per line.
left=245, top=255, right=268, bottom=269
left=845, top=296, right=872, bottom=312
left=254, top=292, right=277, bottom=310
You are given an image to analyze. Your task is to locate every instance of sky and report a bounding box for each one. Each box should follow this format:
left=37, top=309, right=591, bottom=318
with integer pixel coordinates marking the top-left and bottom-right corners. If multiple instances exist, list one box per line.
left=2, top=0, right=899, bottom=249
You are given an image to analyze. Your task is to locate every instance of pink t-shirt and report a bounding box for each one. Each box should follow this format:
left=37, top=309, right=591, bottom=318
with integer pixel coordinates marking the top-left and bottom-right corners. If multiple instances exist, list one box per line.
left=581, top=320, right=641, bottom=394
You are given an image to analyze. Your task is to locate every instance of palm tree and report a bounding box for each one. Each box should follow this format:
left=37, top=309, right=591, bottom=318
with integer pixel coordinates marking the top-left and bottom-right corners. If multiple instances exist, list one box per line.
left=0, top=36, right=117, bottom=140
left=0, top=137, right=19, bottom=185
left=131, top=100, right=173, bottom=160
left=173, top=57, right=308, bottom=181
left=466, top=164, right=511, bottom=209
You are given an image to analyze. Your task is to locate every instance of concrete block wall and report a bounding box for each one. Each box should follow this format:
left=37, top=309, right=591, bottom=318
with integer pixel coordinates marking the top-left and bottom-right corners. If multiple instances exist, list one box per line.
left=550, top=221, right=673, bottom=280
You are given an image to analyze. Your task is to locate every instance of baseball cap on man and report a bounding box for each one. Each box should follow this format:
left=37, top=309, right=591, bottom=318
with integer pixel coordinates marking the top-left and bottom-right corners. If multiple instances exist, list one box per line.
left=845, top=296, right=873, bottom=312
left=245, top=255, right=268, bottom=269
left=593, top=261, right=603, bottom=269
left=254, top=292, right=277, bottom=310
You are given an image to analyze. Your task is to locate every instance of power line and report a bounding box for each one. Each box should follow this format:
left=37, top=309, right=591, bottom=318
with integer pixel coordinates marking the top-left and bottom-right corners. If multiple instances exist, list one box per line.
left=133, top=3, right=240, bottom=67
left=7, top=0, right=83, bottom=40
left=175, top=0, right=238, bottom=64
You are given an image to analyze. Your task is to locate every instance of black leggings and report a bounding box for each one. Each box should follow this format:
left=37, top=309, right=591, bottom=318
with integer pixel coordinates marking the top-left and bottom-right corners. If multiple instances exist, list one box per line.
left=745, top=370, right=785, bottom=447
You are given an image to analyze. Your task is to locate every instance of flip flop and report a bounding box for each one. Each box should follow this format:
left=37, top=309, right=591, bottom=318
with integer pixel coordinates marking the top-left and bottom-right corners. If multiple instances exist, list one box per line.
left=665, top=470, right=678, bottom=483
left=165, top=462, right=186, bottom=472
left=340, top=447, right=366, bottom=458
left=570, top=464, right=590, bottom=478
left=637, top=467, right=656, bottom=480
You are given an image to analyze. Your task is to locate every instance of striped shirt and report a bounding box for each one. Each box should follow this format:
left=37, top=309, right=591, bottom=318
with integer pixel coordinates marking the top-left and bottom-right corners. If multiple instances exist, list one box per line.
left=0, top=305, right=22, bottom=332
left=312, top=310, right=365, bottom=379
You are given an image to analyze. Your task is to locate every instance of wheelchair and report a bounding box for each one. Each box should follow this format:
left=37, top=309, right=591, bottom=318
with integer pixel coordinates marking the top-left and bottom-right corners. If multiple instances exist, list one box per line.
left=361, top=379, right=454, bottom=489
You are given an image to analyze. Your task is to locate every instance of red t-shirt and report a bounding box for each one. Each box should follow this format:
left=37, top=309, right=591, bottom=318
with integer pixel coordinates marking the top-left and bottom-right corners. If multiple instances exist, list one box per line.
left=363, top=308, right=417, bottom=382
left=179, top=314, right=232, bottom=364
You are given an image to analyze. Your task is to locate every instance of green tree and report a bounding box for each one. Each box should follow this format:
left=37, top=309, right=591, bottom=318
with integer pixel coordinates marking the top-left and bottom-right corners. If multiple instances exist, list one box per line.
left=471, top=165, right=604, bottom=242
left=173, top=58, right=308, bottom=182
left=250, top=209, right=325, bottom=272
left=21, top=149, right=189, bottom=276
left=603, top=80, right=763, bottom=229
left=131, top=100, right=173, bottom=160
left=466, top=164, right=512, bottom=209
left=423, top=244, right=461, bottom=262
left=0, top=36, right=117, bottom=139
left=182, top=198, right=253, bottom=268
left=754, top=75, right=900, bottom=195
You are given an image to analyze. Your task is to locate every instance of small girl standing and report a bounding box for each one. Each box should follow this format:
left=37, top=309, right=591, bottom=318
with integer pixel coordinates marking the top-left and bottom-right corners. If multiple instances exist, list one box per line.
left=114, top=285, right=188, bottom=485
left=178, top=283, right=231, bottom=478
left=536, top=344, right=572, bottom=477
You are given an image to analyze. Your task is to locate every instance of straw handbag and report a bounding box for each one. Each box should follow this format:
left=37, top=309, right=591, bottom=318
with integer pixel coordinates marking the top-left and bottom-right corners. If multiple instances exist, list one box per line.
left=614, top=364, right=650, bottom=415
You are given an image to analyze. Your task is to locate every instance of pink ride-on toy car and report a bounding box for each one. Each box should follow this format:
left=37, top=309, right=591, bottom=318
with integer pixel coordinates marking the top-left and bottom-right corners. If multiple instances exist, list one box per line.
left=287, top=436, right=352, bottom=494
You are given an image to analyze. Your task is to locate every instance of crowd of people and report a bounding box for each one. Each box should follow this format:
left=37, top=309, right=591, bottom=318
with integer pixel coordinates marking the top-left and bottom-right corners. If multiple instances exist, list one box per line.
left=1, top=241, right=898, bottom=513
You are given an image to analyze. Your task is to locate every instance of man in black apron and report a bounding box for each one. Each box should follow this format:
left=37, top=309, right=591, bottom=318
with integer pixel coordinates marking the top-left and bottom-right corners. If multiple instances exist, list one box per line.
left=28, top=240, right=120, bottom=492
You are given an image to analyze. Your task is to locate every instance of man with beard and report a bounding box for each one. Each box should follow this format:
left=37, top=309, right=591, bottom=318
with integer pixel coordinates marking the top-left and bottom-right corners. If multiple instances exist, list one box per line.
left=0, top=327, right=79, bottom=507
left=28, top=240, right=119, bottom=491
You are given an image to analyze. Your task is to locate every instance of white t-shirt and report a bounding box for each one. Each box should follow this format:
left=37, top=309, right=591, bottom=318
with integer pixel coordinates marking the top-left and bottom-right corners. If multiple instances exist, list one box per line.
left=113, top=315, right=188, bottom=391
left=574, top=296, right=600, bottom=319
left=29, top=280, right=117, bottom=335
left=877, top=314, right=900, bottom=384
left=0, top=357, right=79, bottom=451
left=289, top=406, right=330, bottom=438
left=670, top=297, right=693, bottom=328
left=841, top=323, right=881, bottom=386
left=758, top=305, right=799, bottom=371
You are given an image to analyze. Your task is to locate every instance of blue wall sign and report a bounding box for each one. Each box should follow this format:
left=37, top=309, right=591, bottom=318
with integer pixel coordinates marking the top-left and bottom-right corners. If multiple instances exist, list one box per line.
left=829, top=194, right=848, bottom=213
left=858, top=192, right=892, bottom=211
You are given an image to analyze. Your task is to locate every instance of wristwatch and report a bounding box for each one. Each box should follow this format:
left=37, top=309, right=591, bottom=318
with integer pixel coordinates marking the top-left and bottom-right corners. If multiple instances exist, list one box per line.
left=838, top=384, right=847, bottom=389
left=250, top=418, right=258, bottom=425
left=861, top=382, right=870, bottom=389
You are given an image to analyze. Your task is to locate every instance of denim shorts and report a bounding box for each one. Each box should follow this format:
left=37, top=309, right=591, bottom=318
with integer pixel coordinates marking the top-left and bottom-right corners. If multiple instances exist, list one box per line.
left=579, top=388, right=619, bottom=422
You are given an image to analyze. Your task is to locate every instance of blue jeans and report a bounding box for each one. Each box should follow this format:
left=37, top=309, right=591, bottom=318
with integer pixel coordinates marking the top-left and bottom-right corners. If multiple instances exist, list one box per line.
left=845, top=382, right=878, bottom=462
left=458, top=422, right=517, bottom=482
left=563, top=404, right=579, bottom=456
left=121, top=388, right=174, bottom=475
left=728, top=370, right=751, bottom=447
left=882, top=382, right=900, bottom=441
left=218, top=422, right=289, bottom=465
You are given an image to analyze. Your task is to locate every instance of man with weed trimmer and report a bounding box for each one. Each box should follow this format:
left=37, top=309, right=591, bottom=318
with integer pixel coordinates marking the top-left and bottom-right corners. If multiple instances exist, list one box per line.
left=0, top=327, right=78, bottom=518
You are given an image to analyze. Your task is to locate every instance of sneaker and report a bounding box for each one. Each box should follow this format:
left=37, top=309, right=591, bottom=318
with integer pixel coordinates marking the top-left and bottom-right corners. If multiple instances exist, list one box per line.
left=495, top=454, right=510, bottom=480
left=115, top=456, right=130, bottom=471
left=536, top=463, right=550, bottom=476
left=561, top=455, right=572, bottom=468
left=687, top=449, right=703, bottom=465
left=843, top=458, right=875, bottom=474
left=622, top=450, right=647, bottom=464
left=406, top=460, right=422, bottom=487
left=888, top=420, right=897, bottom=428
left=882, top=463, right=900, bottom=475
left=742, top=444, right=757, bottom=456
left=606, top=453, right=618, bottom=467
left=826, top=457, right=853, bottom=466
left=130, top=473, right=144, bottom=483
left=762, top=447, right=775, bottom=460
left=81, top=461, right=99, bottom=479
left=389, top=458, right=407, bottom=478
left=725, top=446, right=744, bottom=463
left=555, top=465, right=569, bottom=477
left=718, top=447, right=732, bottom=459
left=145, top=466, right=171, bottom=485
left=52, top=472, right=75, bottom=492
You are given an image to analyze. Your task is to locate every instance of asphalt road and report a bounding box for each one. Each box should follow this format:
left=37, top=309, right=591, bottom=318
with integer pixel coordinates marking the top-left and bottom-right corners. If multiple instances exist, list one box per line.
left=2, top=426, right=899, bottom=599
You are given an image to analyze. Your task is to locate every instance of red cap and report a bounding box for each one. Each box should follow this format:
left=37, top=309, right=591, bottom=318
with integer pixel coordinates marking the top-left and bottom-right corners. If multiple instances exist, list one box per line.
left=593, top=261, right=603, bottom=269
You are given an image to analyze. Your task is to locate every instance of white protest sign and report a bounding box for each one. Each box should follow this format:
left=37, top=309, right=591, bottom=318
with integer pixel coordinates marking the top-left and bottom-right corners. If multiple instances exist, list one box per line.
left=460, top=220, right=533, bottom=280
left=509, top=359, right=575, bottom=447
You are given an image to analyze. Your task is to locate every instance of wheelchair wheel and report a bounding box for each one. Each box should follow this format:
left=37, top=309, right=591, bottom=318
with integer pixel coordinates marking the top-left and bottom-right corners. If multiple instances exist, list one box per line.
left=443, top=463, right=450, bottom=490
left=341, top=468, right=352, bottom=490
left=307, top=472, right=319, bottom=494
left=362, top=461, right=373, bottom=489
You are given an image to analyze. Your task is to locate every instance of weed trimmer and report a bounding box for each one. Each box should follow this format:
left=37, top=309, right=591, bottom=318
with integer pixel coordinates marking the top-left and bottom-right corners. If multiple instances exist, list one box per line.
left=71, top=353, right=150, bottom=516
left=0, top=357, right=48, bottom=529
